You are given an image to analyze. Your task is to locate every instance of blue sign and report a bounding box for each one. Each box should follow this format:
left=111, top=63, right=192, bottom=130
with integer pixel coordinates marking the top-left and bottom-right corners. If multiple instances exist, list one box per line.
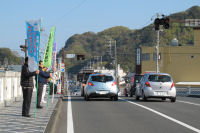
left=26, top=20, right=40, bottom=72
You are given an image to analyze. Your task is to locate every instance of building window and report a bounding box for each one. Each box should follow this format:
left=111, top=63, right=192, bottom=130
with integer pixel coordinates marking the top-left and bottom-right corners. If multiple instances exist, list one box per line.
left=142, top=53, right=150, bottom=61
left=153, top=53, right=161, bottom=61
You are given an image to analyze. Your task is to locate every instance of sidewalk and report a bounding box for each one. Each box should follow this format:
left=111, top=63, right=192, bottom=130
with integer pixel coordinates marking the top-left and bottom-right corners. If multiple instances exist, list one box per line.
left=0, top=92, right=60, bottom=133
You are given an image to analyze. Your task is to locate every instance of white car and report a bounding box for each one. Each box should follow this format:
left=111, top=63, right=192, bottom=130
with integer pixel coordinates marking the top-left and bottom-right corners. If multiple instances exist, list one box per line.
left=84, top=73, right=119, bottom=101
left=135, top=73, right=176, bottom=102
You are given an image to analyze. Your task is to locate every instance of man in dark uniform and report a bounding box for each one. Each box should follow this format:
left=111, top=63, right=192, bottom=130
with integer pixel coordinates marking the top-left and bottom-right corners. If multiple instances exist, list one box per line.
left=21, top=57, right=39, bottom=117
left=37, top=61, right=52, bottom=108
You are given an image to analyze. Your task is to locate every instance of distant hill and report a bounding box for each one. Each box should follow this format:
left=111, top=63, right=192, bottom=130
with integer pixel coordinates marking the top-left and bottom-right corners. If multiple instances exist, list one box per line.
left=0, top=48, right=22, bottom=65
left=60, top=6, right=200, bottom=74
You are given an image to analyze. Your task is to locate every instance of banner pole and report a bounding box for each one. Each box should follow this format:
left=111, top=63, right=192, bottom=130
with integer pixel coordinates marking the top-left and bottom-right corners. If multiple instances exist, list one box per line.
left=35, top=18, right=42, bottom=119
left=52, top=82, right=54, bottom=103
left=47, top=81, right=51, bottom=107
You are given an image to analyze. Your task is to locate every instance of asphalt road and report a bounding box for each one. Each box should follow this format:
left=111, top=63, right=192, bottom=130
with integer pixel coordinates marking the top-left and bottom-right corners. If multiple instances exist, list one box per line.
left=55, top=95, right=200, bottom=133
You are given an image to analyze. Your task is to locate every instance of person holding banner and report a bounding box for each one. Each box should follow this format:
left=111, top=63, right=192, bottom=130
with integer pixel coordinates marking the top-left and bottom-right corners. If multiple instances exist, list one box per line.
left=21, top=57, right=39, bottom=117
left=37, top=61, right=52, bottom=108
left=41, top=67, right=48, bottom=104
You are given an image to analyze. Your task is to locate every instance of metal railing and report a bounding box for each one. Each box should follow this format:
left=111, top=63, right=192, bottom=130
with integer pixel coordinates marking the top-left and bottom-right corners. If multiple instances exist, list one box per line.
left=0, top=71, right=22, bottom=107
left=176, top=87, right=200, bottom=96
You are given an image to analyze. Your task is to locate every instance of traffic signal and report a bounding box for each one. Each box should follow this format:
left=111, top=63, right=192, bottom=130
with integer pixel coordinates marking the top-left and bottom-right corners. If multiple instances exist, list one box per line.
left=77, top=55, right=85, bottom=60
left=154, top=18, right=160, bottom=31
left=163, top=17, right=169, bottom=29
left=20, top=45, right=27, bottom=52
left=154, top=17, right=170, bottom=30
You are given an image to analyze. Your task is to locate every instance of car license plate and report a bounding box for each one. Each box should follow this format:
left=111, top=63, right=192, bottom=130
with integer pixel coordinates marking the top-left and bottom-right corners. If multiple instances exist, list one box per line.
left=100, top=91, right=108, bottom=94
left=155, top=92, right=167, bottom=96
left=97, top=91, right=108, bottom=95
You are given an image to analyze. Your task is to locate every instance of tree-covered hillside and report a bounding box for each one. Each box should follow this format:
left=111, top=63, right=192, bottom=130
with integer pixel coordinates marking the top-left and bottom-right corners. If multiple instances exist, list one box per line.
left=61, top=6, right=200, bottom=74
left=0, top=48, right=22, bottom=65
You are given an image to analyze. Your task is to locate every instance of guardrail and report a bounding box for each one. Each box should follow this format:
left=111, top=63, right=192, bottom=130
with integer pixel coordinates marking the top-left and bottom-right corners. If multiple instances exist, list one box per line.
left=0, top=71, right=22, bottom=107
left=176, top=82, right=200, bottom=96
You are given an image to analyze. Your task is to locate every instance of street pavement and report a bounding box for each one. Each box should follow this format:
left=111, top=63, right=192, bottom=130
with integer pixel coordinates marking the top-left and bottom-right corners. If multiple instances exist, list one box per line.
left=55, top=95, right=200, bottom=133
left=0, top=92, right=60, bottom=133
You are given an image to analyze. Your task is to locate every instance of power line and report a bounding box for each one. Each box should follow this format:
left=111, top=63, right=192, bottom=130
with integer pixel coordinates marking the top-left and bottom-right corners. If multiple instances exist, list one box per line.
left=50, top=0, right=87, bottom=28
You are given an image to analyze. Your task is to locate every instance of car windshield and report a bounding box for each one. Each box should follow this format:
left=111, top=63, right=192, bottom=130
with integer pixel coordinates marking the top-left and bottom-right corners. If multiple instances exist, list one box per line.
left=148, top=75, right=172, bottom=82
left=91, top=75, right=114, bottom=82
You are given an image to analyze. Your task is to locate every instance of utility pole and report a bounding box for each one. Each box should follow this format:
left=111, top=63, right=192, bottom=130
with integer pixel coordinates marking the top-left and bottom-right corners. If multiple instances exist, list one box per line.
left=114, top=40, right=118, bottom=83
left=156, top=30, right=159, bottom=73
left=61, top=48, right=66, bottom=94
left=20, top=39, right=28, bottom=58
left=154, top=13, right=170, bottom=73
left=155, top=13, right=160, bottom=73
left=100, top=56, right=102, bottom=69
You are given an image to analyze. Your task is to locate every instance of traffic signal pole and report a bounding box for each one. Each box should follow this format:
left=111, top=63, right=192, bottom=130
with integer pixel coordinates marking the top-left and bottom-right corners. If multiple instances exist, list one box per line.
left=156, top=30, right=160, bottom=73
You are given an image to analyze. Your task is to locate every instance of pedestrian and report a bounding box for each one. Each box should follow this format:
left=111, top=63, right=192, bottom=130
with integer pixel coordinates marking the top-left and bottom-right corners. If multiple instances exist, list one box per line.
left=37, top=61, right=52, bottom=108
left=41, top=67, right=48, bottom=104
left=20, top=57, right=39, bottom=117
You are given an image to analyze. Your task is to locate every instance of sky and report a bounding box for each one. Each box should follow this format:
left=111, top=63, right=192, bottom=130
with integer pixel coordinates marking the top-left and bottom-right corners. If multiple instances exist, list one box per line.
left=0, top=0, right=200, bottom=56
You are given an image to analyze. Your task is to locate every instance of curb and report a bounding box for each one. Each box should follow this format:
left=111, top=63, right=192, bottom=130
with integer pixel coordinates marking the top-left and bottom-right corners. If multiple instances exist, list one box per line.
left=44, top=96, right=63, bottom=133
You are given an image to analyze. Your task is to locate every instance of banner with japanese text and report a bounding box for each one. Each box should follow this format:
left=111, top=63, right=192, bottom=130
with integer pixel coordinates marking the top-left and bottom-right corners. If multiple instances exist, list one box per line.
left=26, top=19, right=41, bottom=72
left=43, top=26, right=56, bottom=68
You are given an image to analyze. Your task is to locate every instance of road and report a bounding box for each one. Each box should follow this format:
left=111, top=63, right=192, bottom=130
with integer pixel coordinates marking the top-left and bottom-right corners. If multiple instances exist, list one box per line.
left=55, top=95, right=200, bottom=133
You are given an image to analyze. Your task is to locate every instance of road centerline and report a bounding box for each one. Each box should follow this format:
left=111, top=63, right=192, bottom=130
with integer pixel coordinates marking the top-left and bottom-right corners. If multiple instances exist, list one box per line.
left=177, top=100, right=200, bottom=107
left=119, top=98, right=200, bottom=133
left=67, top=95, right=74, bottom=133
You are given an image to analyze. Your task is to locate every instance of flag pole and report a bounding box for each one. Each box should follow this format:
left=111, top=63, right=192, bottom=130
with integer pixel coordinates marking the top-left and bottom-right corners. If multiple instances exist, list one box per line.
left=52, top=31, right=56, bottom=103
left=35, top=18, right=42, bottom=119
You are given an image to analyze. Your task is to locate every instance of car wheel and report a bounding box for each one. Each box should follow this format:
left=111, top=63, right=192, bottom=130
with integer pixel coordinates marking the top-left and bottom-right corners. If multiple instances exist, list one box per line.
left=85, top=94, right=90, bottom=101
left=81, top=89, right=84, bottom=97
left=171, top=97, right=176, bottom=102
left=135, top=95, right=140, bottom=100
left=162, top=97, right=166, bottom=101
left=124, top=89, right=128, bottom=97
left=114, top=95, right=118, bottom=101
left=130, top=91, right=133, bottom=97
left=142, top=90, right=147, bottom=101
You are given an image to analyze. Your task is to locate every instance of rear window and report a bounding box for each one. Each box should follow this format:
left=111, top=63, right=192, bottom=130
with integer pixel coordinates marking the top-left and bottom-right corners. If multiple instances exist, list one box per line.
left=148, top=75, right=172, bottom=82
left=91, top=75, right=114, bottom=82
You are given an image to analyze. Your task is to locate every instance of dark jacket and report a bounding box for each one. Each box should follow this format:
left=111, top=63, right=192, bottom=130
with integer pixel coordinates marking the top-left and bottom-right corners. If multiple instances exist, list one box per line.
left=37, top=67, right=50, bottom=83
left=20, top=63, right=36, bottom=87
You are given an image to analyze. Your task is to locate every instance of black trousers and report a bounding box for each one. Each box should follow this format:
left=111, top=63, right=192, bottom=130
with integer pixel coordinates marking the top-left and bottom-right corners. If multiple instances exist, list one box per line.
left=37, top=82, right=44, bottom=107
left=50, top=83, right=57, bottom=95
left=22, top=87, right=33, bottom=116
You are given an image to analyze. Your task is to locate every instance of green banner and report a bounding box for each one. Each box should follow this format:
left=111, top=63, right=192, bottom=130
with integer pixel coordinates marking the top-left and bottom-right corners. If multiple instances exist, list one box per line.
left=43, top=26, right=56, bottom=67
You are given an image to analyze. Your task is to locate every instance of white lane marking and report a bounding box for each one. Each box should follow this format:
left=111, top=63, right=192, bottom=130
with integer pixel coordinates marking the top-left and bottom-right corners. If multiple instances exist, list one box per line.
left=67, top=95, right=74, bottom=133
left=119, top=98, right=200, bottom=133
left=177, top=100, right=200, bottom=107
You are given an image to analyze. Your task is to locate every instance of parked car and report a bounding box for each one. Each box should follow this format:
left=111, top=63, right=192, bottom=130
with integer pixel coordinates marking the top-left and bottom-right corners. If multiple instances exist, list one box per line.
left=135, top=73, right=176, bottom=102
left=84, top=73, right=119, bottom=101
left=124, top=74, right=143, bottom=97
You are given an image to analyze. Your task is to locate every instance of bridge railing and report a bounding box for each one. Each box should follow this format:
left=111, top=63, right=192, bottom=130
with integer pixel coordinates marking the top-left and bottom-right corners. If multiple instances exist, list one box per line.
left=0, top=71, right=22, bottom=107
left=176, top=82, right=200, bottom=96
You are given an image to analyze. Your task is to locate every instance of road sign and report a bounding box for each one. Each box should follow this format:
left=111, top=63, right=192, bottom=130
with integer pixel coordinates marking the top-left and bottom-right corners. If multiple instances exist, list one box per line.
left=185, top=19, right=200, bottom=27
left=61, top=63, right=65, bottom=72
left=66, top=54, right=75, bottom=58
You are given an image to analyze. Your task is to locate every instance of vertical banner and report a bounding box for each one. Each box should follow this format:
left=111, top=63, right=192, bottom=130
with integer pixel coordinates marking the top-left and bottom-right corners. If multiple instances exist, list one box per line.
left=26, top=20, right=41, bottom=72
left=43, top=26, right=56, bottom=68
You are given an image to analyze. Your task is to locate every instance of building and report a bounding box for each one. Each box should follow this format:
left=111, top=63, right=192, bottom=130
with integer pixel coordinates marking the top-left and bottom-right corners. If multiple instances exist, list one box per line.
left=137, top=28, right=200, bottom=82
